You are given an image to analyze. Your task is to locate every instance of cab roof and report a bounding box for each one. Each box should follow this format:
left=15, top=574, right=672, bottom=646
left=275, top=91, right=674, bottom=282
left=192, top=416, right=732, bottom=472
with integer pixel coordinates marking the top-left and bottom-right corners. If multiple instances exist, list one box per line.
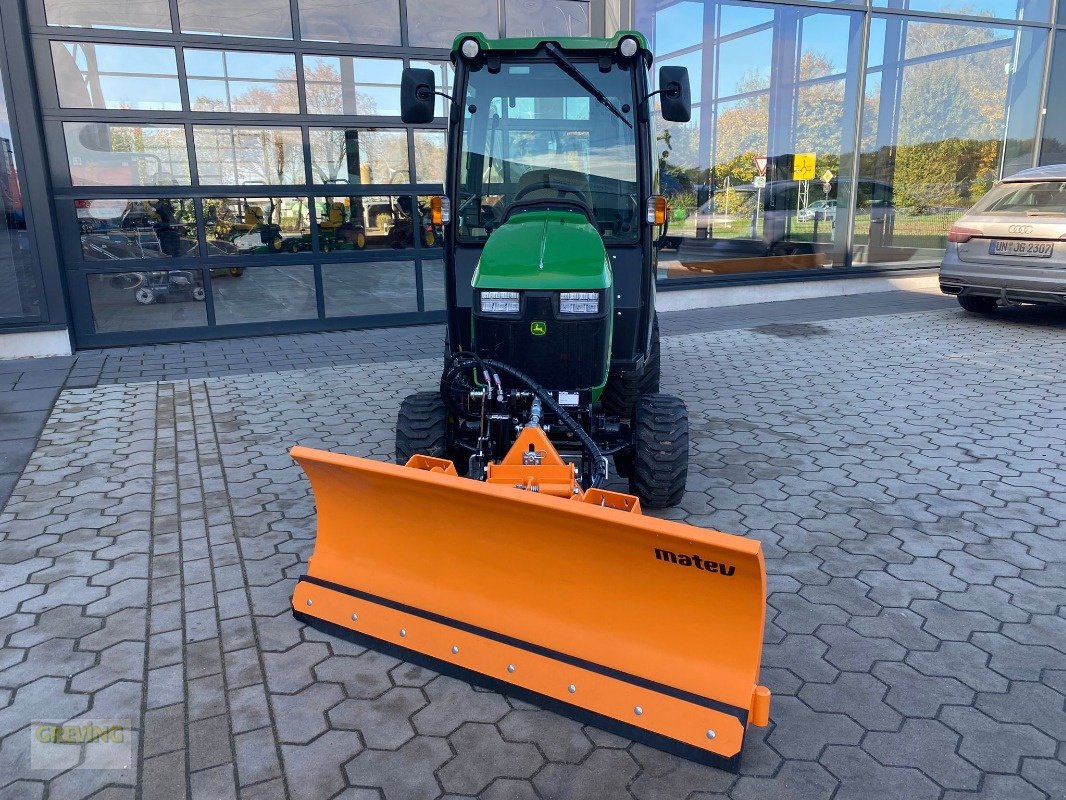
left=451, top=30, right=650, bottom=58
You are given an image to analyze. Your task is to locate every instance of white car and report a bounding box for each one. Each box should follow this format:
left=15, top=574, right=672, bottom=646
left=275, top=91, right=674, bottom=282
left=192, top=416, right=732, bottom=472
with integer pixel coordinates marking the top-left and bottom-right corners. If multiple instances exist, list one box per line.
left=798, top=199, right=837, bottom=223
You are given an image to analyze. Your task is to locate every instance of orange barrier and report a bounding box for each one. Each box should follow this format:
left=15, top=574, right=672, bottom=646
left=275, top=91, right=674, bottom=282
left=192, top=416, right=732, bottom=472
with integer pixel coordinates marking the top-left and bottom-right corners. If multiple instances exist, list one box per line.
left=290, top=442, right=770, bottom=769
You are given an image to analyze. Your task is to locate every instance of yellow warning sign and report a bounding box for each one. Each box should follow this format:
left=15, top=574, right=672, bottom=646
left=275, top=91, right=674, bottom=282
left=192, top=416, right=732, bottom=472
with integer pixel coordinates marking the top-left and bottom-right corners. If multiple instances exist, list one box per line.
left=793, top=153, right=816, bottom=181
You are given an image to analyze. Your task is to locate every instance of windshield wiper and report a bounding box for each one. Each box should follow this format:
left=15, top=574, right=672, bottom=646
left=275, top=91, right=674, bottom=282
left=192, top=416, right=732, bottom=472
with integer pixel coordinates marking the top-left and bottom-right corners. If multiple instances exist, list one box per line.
left=543, top=42, right=632, bottom=129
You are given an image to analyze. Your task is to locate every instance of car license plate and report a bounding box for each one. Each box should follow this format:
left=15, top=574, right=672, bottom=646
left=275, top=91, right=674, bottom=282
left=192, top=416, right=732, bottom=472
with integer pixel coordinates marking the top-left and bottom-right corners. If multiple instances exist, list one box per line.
left=989, top=240, right=1054, bottom=258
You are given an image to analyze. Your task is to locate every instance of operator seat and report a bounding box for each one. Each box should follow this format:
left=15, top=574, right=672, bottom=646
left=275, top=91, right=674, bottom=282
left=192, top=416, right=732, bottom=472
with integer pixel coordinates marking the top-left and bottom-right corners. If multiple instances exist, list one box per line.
left=511, top=168, right=594, bottom=211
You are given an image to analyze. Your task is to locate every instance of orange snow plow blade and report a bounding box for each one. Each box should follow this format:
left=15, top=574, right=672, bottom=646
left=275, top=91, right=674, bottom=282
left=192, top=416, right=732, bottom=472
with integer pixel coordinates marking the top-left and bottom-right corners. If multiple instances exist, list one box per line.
left=290, top=445, right=770, bottom=769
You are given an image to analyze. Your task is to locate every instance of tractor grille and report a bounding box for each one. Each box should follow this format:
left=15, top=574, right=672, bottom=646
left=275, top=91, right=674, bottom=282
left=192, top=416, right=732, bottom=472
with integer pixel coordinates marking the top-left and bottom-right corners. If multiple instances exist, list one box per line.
left=473, top=293, right=610, bottom=391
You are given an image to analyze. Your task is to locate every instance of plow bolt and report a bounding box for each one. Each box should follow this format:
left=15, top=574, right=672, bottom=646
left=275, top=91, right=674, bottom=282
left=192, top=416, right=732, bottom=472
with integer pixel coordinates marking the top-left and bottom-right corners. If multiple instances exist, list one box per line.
left=568, top=684, right=577, bottom=694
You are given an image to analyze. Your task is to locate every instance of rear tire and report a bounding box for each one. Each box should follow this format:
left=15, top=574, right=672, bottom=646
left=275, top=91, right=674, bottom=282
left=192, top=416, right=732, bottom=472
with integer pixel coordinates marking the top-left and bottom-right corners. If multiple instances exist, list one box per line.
left=604, top=316, right=660, bottom=418
left=395, top=392, right=448, bottom=464
left=629, top=393, right=688, bottom=509
left=958, top=295, right=997, bottom=314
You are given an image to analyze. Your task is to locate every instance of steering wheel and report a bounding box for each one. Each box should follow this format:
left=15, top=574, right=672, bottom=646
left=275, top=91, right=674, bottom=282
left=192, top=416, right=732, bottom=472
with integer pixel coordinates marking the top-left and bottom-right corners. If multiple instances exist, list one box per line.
left=512, top=176, right=590, bottom=206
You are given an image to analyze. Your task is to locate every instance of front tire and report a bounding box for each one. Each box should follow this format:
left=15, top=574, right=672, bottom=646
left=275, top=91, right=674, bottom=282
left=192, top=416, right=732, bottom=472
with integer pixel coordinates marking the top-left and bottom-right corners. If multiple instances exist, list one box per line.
left=395, top=392, right=448, bottom=464
left=958, top=295, right=997, bottom=314
left=629, top=394, right=688, bottom=509
left=603, top=316, right=660, bottom=418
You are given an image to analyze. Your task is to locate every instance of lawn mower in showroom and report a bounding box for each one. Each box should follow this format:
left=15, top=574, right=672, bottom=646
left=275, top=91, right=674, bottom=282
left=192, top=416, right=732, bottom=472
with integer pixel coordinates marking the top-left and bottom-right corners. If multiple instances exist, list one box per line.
left=290, top=31, right=770, bottom=769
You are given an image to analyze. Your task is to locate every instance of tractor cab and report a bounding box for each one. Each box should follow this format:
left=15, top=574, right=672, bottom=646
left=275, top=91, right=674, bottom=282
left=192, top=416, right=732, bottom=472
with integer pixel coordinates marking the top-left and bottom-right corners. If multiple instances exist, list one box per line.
left=402, top=33, right=690, bottom=402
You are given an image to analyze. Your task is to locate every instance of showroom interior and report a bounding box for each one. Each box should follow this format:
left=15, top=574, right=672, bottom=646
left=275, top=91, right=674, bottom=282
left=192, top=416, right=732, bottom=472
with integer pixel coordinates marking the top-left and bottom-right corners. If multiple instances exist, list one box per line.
left=1, top=0, right=1066, bottom=351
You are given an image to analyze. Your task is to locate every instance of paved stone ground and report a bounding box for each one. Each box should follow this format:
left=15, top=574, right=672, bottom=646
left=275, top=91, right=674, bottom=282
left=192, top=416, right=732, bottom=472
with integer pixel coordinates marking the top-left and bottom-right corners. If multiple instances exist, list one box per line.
left=0, top=290, right=952, bottom=512
left=1, top=299, right=1065, bottom=799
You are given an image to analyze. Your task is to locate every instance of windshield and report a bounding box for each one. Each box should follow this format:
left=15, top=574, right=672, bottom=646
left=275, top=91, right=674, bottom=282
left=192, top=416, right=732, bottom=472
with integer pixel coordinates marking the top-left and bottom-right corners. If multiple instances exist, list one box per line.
left=457, top=59, right=639, bottom=243
left=971, top=180, right=1066, bottom=215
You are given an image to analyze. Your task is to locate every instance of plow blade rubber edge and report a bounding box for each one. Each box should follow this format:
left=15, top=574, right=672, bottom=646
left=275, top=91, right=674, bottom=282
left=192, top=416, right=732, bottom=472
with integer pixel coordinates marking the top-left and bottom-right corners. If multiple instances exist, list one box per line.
left=290, top=446, right=770, bottom=769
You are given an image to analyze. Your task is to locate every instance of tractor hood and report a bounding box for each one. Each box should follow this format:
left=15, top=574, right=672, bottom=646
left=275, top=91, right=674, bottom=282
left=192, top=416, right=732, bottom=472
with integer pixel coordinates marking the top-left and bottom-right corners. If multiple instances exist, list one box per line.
left=472, top=209, right=611, bottom=291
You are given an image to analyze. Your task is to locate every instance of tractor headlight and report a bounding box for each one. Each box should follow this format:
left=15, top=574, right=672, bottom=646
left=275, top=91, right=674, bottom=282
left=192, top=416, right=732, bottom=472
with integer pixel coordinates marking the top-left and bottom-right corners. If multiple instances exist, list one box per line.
left=559, top=291, right=600, bottom=314
left=480, top=290, right=520, bottom=314
left=460, top=37, right=481, bottom=60
left=618, top=36, right=640, bottom=59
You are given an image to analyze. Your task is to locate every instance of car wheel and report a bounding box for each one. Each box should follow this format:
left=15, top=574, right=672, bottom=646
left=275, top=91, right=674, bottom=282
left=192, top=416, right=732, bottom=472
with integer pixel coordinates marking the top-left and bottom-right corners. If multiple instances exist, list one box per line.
left=958, top=295, right=997, bottom=314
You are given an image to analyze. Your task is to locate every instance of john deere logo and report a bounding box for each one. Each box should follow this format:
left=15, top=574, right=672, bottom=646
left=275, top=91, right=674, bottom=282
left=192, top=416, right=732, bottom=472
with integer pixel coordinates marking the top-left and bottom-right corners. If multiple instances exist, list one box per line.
left=530, top=321, right=547, bottom=336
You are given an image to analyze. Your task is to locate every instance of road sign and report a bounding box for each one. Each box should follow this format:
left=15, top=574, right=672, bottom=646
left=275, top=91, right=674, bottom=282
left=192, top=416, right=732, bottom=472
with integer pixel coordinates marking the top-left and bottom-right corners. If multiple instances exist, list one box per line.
left=753, top=156, right=768, bottom=176
left=753, top=176, right=766, bottom=188
left=821, top=169, right=834, bottom=183
left=793, top=153, right=816, bottom=181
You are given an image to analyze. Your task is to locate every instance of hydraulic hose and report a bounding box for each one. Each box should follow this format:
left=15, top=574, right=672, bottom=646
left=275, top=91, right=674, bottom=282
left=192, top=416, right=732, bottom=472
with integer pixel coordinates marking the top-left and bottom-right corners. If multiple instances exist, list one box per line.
left=439, top=351, right=609, bottom=489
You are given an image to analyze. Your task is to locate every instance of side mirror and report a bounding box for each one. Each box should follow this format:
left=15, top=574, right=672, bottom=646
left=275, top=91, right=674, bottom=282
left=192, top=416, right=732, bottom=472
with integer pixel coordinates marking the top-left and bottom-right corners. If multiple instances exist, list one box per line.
left=658, top=66, right=691, bottom=123
left=401, top=68, right=436, bottom=124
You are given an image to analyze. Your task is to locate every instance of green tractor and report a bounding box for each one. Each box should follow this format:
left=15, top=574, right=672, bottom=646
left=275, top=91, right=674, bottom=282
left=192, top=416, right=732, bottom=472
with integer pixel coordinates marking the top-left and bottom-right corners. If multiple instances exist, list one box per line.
left=396, top=31, right=692, bottom=507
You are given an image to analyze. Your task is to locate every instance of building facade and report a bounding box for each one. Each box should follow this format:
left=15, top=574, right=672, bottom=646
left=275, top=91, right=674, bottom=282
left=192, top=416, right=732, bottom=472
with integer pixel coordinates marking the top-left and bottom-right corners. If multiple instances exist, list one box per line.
left=1, top=0, right=1064, bottom=353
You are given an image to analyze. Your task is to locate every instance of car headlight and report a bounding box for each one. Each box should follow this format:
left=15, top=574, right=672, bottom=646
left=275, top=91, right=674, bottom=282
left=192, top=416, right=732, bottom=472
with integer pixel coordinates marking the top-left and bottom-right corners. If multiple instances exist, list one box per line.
left=480, top=290, right=520, bottom=314
left=559, top=291, right=599, bottom=314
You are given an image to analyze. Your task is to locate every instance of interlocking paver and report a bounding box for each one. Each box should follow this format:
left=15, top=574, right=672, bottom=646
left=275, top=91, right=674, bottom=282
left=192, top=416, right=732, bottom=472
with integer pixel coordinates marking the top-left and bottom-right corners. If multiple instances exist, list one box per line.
left=1, top=301, right=1064, bottom=798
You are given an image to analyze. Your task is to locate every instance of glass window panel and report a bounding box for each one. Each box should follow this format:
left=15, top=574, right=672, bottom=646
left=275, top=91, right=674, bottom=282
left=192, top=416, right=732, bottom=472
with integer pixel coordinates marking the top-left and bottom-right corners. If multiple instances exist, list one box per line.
left=64, top=122, right=191, bottom=186
left=52, top=42, right=181, bottom=110
left=409, top=61, right=454, bottom=117
left=210, top=265, right=318, bottom=324
left=1039, top=36, right=1066, bottom=166
left=88, top=270, right=208, bottom=332
left=414, top=131, right=447, bottom=184
left=203, top=197, right=311, bottom=256
left=421, top=258, right=445, bottom=311
left=299, top=0, right=401, bottom=44
left=309, top=128, right=409, bottom=184
left=322, top=261, right=417, bottom=316
left=654, top=2, right=705, bottom=54
left=406, top=0, right=499, bottom=48
left=304, top=56, right=403, bottom=116
left=177, top=0, right=293, bottom=38
left=718, top=4, right=773, bottom=38
left=649, top=2, right=866, bottom=282
left=185, top=50, right=298, bottom=113
left=193, top=126, right=306, bottom=185
left=77, top=198, right=196, bottom=261
left=872, top=0, right=1050, bottom=24
left=853, top=17, right=1047, bottom=267
left=505, top=0, right=590, bottom=37
left=44, top=0, right=172, bottom=32
left=718, top=29, right=773, bottom=96
left=0, top=60, right=42, bottom=323
left=314, top=194, right=428, bottom=251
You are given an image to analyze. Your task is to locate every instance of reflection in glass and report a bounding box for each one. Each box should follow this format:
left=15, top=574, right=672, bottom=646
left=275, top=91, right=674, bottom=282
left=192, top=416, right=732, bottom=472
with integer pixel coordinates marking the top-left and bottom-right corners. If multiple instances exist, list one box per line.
left=299, top=0, right=401, bottom=45
left=505, top=0, right=590, bottom=36
left=649, top=2, right=865, bottom=279
left=204, top=197, right=310, bottom=256
left=872, top=0, right=1050, bottom=23
left=88, top=270, right=208, bottom=332
left=414, top=131, right=447, bottom=184
left=1039, top=37, right=1066, bottom=165
left=653, top=2, right=705, bottom=52
left=52, top=42, right=181, bottom=110
left=211, top=265, right=318, bottom=324
left=406, top=0, right=499, bottom=48
left=77, top=198, right=197, bottom=261
left=63, top=122, right=191, bottom=186
left=304, top=57, right=403, bottom=116
left=1, top=62, right=41, bottom=322
left=853, top=17, right=1047, bottom=267
left=314, top=195, right=436, bottom=252
left=44, top=0, right=172, bottom=32
left=177, top=0, right=293, bottom=38
left=458, top=61, right=639, bottom=243
left=421, top=259, right=446, bottom=311
left=322, top=261, right=417, bottom=316
left=309, top=128, right=409, bottom=184
left=194, top=127, right=305, bottom=185
left=185, top=50, right=298, bottom=113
